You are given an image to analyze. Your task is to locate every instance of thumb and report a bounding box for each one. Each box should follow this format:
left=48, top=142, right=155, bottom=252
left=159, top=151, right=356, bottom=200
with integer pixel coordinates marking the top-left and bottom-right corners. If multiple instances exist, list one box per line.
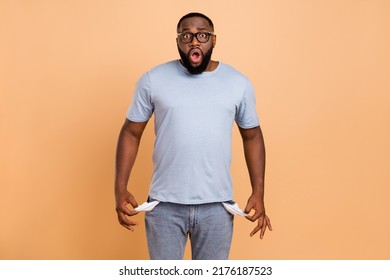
left=128, top=194, right=139, bottom=208
left=244, top=201, right=254, bottom=214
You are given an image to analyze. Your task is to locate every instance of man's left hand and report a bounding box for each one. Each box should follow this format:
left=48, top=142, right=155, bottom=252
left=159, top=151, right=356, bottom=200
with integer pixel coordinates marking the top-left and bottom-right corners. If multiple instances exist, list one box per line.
left=244, top=195, right=273, bottom=239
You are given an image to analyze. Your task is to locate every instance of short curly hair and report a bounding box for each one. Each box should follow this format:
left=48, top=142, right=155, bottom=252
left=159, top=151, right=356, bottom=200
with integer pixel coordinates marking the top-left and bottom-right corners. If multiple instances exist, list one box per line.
left=177, top=12, right=214, bottom=32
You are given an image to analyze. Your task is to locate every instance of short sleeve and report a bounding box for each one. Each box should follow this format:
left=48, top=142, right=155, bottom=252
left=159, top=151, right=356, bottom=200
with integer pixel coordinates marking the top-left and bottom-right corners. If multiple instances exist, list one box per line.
left=126, top=72, right=154, bottom=122
left=235, top=80, right=260, bottom=129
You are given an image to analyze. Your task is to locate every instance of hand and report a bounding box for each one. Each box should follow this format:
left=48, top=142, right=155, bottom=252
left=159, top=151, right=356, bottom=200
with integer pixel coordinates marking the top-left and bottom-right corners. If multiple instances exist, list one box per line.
left=244, top=194, right=273, bottom=239
left=115, top=190, right=139, bottom=231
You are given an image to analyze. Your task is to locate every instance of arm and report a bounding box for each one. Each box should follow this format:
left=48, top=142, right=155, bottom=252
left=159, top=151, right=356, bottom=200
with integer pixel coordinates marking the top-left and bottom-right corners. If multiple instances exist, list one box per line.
left=115, top=119, right=148, bottom=231
left=239, top=125, right=272, bottom=239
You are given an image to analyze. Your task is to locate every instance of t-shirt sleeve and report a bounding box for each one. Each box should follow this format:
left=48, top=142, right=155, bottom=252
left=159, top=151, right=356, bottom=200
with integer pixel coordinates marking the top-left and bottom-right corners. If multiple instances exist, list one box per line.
left=235, top=80, right=260, bottom=129
left=126, top=72, right=154, bottom=122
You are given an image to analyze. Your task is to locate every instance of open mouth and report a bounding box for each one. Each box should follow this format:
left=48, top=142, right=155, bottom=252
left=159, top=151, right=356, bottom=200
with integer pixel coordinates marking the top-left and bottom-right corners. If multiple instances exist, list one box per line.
left=189, top=48, right=202, bottom=64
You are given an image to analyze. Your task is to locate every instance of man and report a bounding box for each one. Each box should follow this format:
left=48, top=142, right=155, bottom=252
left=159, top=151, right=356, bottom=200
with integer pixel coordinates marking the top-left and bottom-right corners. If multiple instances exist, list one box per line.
left=115, top=12, right=272, bottom=260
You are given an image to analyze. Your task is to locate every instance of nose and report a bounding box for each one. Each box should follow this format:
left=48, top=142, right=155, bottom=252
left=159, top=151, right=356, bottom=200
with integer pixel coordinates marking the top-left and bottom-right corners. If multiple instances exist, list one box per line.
left=189, top=35, right=200, bottom=47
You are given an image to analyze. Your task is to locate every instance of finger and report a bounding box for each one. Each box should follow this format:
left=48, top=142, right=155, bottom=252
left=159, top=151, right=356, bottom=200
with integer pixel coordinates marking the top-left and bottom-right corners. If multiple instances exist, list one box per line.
left=127, top=208, right=139, bottom=217
left=118, top=211, right=138, bottom=225
left=250, top=224, right=261, bottom=237
left=244, top=201, right=256, bottom=221
left=118, top=212, right=138, bottom=229
left=266, top=216, right=273, bottom=231
left=128, top=195, right=139, bottom=208
left=245, top=214, right=256, bottom=222
left=118, top=205, right=138, bottom=216
left=260, top=221, right=267, bottom=239
left=251, top=210, right=262, bottom=221
left=122, top=223, right=137, bottom=232
left=245, top=210, right=262, bottom=222
left=260, top=216, right=273, bottom=238
left=250, top=218, right=263, bottom=236
left=120, top=223, right=134, bottom=231
left=244, top=201, right=254, bottom=214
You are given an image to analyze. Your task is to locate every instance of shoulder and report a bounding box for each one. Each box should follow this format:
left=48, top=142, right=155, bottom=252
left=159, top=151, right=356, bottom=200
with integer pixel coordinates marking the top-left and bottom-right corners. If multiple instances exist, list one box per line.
left=138, top=60, right=180, bottom=84
left=148, top=60, right=178, bottom=75
left=218, top=62, right=252, bottom=87
left=136, top=61, right=178, bottom=85
left=219, top=62, right=250, bottom=81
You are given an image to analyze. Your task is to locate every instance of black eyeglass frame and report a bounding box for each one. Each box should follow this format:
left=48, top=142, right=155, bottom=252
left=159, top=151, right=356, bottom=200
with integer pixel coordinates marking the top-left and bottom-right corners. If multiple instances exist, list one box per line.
left=177, top=32, right=214, bottom=43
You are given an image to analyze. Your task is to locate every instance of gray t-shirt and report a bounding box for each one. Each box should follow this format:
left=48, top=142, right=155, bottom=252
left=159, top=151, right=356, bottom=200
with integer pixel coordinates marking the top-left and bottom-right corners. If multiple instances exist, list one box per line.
left=127, top=60, right=259, bottom=204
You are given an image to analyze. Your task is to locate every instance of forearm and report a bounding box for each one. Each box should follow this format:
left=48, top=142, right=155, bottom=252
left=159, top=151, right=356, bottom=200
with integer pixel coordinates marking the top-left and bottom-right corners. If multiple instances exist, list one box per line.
left=240, top=126, right=272, bottom=237
left=115, top=132, right=138, bottom=193
left=240, top=126, right=266, bottom=199
left=115, top=120, right=147, bottom=194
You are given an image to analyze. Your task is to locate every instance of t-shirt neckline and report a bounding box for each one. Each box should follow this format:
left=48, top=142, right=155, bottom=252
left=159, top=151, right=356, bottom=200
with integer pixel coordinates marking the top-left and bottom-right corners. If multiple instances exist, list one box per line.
left=177, top=60, right=222, bottom=78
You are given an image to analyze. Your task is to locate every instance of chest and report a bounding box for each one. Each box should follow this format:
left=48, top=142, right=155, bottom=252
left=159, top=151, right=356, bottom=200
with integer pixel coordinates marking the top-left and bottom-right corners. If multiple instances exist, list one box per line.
left=151, top=80, right=244, bottom=116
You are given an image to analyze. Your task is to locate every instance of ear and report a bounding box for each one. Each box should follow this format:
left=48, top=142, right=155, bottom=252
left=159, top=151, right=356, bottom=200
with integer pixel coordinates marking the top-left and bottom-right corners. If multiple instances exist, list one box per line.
left=212, top=34, right=217, bottom=48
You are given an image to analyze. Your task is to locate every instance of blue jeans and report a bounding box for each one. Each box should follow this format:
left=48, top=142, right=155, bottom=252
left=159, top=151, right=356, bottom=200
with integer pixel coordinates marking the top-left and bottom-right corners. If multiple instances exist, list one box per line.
left=145, top=200, right=234, bottom=260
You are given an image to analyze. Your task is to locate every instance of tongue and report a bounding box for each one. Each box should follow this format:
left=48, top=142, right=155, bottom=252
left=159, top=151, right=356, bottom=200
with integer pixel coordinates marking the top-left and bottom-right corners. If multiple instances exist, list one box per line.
left=190, top=52, right=202, bottom=64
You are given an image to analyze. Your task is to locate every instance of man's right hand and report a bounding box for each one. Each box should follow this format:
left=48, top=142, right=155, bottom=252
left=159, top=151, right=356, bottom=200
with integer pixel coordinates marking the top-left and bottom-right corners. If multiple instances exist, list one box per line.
left=115, top=190, right=139, bottom=231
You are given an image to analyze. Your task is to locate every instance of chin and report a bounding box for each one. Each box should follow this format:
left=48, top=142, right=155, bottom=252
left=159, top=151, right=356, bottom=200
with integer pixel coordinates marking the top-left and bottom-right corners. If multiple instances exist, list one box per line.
left=178, top=47, right=213, bottom=75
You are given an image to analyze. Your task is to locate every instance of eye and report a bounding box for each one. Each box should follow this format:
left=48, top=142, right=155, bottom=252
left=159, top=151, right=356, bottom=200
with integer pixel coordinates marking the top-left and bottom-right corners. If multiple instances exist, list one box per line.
left=182, top=33, right=191, bottom=40
left=198, top=32, right=207, bottom=39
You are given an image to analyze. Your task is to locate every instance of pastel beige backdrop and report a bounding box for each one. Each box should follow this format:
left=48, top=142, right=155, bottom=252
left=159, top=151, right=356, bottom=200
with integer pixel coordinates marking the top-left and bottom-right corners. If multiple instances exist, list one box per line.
left=1, top=0, right=389, bottom=259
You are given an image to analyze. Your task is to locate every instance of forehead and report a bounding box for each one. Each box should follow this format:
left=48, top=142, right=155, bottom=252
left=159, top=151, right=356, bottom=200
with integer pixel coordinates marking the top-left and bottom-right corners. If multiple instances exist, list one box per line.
left=178, top=17, right=212, bottom=32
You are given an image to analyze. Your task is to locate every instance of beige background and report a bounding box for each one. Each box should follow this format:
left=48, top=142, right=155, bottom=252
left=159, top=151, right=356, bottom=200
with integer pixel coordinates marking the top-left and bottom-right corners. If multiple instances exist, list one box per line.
left=1, top=0, right=389, bottom=259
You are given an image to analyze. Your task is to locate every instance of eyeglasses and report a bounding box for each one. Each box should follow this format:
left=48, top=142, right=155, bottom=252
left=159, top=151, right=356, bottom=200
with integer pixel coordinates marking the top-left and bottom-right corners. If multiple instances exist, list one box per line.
left=177, top=32, right=214, bottom=43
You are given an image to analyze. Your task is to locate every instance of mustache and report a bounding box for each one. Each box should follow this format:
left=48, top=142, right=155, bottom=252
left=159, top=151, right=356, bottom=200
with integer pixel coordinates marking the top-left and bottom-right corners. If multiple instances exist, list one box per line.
left=189, top=47, right=202, bottom=53
left=187, top=48, right=203, bottom=59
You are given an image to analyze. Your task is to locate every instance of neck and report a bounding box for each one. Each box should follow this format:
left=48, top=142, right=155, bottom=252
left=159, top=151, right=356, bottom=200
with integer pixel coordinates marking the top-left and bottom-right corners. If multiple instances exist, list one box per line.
left=205, top=60, right=219, bottom=72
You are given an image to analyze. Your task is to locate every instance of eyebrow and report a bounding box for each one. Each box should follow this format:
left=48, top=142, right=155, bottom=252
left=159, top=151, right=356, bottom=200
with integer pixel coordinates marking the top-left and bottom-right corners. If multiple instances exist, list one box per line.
left=179, top=27, right=209, bottom=32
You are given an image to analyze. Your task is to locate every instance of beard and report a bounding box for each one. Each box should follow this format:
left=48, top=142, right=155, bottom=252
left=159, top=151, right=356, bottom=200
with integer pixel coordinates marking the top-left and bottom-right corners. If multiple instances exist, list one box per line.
left=178, top=47, right=213, bottom=75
